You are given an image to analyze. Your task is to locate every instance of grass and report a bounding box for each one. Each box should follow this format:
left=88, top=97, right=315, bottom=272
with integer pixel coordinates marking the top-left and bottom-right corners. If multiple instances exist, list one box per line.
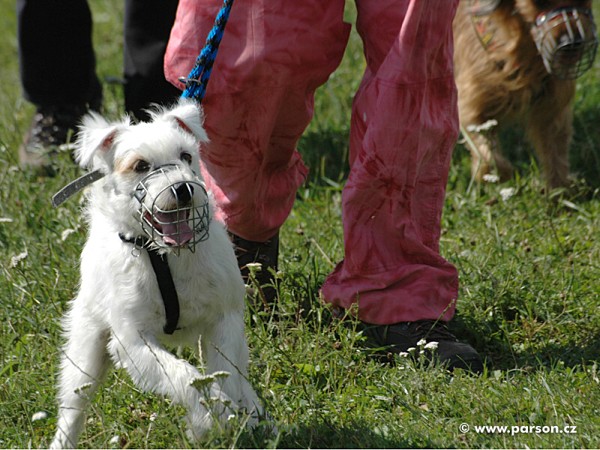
left=1, top=0, right=599, bottom=448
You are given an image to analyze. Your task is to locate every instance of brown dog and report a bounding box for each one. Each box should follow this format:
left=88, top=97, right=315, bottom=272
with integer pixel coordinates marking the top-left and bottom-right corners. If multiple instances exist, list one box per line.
left=453, top=0, right=597, bottom=189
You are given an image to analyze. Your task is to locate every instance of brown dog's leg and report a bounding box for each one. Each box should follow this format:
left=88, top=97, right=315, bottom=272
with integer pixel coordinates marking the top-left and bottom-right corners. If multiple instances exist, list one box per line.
left=527, top=102, right=573, bottom=190
left=526, top=79, right=575, bottom=190
left=467, top=130, right=514, bottom=182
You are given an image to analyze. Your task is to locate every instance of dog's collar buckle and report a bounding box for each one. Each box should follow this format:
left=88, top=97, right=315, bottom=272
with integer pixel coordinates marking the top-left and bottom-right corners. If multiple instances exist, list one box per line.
left=119, top=233, right=147, bottom=255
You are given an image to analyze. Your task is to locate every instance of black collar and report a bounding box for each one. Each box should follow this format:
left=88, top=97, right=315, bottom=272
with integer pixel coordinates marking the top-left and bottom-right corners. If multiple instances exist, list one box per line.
left=119, top=233, right=180, bottom=335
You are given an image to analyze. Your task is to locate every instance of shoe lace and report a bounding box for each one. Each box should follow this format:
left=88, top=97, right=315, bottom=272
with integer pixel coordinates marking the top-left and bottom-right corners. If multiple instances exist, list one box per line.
left=31, top=106, right=86, bottom=147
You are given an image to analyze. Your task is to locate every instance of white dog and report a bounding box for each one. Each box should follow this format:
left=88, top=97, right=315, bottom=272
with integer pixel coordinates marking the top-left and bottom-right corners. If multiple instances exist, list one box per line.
left=50, top=99, right=262, bottom=448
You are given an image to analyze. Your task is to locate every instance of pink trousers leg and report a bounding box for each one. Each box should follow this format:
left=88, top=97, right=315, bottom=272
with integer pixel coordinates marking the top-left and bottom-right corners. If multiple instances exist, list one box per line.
left=165, top=0, right=350, bottom=242
left=321, top=0, right=460, bottom=325
left=164, top=0, right=460, bottom=324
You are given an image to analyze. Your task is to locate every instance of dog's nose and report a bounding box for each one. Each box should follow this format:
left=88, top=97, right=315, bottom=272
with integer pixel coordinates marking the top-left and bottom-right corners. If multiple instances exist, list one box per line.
left=173, top=183, right=194, bottom=203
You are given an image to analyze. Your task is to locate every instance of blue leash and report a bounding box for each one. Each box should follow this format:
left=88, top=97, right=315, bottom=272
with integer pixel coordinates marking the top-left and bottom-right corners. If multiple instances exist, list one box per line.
left=180, top=0, right=234, bottom=102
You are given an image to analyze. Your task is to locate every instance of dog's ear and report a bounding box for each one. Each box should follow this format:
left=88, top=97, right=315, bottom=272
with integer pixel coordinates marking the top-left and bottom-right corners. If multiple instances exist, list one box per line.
left=75, top=113, right=125, bottom=171
left=162, top=99, right=209, bottom=144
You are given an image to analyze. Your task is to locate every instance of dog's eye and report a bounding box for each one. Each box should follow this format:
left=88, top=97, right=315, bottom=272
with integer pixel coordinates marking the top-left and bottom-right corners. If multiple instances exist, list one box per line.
left=133, top=160, right=151, bottom=173
left=181, top=152, right=193, bottom=165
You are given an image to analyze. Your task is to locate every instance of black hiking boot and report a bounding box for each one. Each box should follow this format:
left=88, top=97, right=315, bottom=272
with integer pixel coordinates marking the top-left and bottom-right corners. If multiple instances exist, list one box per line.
left=19, top=104, right=90, bottom=174
left=359, top=319, right=484, bottom=373
left=230, top=232, right=279, bottom=310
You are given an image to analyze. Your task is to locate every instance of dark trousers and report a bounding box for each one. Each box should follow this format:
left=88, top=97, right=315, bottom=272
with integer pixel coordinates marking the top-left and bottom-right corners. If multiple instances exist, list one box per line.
left=17, top=0, right=180, bottom=120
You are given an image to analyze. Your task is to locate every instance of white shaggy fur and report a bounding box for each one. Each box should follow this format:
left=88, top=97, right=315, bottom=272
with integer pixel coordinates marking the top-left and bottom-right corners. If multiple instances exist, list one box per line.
left=50, top=99, right=262, bottom=449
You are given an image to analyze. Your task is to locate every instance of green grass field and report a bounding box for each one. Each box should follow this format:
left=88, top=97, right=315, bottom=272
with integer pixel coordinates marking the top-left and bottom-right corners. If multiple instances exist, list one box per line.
left=1, top=1, right=599, bottom=448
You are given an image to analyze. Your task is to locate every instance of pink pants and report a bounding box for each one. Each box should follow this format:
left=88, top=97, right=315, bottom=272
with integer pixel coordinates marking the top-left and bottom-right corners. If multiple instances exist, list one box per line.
left=165, top=0, right=460, bottom=325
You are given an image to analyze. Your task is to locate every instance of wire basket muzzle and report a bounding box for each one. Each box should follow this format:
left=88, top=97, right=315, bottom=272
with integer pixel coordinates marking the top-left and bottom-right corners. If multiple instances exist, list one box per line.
left=532, top=7, right=598, bottom=80
left=134, top=166, right=210, bottom=251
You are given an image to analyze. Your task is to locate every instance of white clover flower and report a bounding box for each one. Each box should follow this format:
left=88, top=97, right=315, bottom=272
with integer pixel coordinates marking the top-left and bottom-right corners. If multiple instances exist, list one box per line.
left=424, top=341, right=439, bottom=351
left=407, top=347, right=417, bottom=354
left=212, top=370, right=231, bottom=380
left=10, top=250, right=28, bottom=268
left=416, top=338, right=427, bottom=348
left=31, top=411, right=48, bottom=422
left=482, top=174, right=500, bottom=183
left=190, top=374, right=216, bottom=390
left=61, top=228, right=77, bottom=241
left=500, top=187, right=516, bottom=202
left=59, top=142, right=77, bottom=152
left=74, top=382, right=93, bottom=395
left=466, top=119, right=498, bottom=133
left=398, top=352, right=409, bottom=358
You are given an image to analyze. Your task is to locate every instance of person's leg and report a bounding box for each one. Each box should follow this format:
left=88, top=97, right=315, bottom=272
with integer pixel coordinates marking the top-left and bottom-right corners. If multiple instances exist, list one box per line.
left=18, top=0, right=101, bottom=107
left=167, top=0, right=349, bottom=242
left=123, top=0, right=180, bottom=121
left=322, top=0, right=459, bottom=324
left=17, top=0, right=101, bottom=169
left=320, top=0, right=481, bottom=371
left=165, top=0, right=349, bottom=298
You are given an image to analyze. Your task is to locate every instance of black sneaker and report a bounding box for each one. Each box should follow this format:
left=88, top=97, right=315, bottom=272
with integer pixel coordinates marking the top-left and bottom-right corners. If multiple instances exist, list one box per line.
left=230, top=232, right=279, bottom=309
left=359, top=320, right=484, bottom=373
left=19, top=105, right=89, bottom=173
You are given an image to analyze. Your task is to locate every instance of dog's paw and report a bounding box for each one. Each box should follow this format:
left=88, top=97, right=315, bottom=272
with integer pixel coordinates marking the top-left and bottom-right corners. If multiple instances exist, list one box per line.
left=184, top=387, right=236, bottom=441
left=184, top=411, right=215, bottom=442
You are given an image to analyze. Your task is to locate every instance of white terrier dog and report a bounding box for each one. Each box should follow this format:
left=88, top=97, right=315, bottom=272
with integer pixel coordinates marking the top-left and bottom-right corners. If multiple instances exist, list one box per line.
left=50, top=99, right=262, bottom=448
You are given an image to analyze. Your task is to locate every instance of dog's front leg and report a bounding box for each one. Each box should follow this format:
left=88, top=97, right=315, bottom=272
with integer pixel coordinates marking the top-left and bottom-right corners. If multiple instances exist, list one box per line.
left=468, top=130, right=514, bottom=182
left=51, top=310, right=111, bottom=449
left=527, top=101, right=573, bottom=190
left=107, top=328, right=232, bottom=440
left=201, top=311, right=263, bottom=425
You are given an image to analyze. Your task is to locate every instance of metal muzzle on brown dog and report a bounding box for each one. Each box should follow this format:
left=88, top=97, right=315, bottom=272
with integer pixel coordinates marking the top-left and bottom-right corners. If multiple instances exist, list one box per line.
left=532, top=7, right=598, bottom=80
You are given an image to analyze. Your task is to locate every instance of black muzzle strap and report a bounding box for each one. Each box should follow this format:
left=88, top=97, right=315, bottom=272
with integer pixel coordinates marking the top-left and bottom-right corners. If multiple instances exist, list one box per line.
left=119, top=233, right=180, bottom=335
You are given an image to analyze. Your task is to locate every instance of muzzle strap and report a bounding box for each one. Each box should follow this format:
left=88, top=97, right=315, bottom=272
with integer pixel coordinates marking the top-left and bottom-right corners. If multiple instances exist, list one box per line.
left=119, top=234, right=180, bottom=335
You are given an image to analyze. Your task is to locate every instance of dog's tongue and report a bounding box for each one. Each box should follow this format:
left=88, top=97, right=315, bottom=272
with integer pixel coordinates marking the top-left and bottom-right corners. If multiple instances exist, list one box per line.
left=155, top=211, right=193, bottom=246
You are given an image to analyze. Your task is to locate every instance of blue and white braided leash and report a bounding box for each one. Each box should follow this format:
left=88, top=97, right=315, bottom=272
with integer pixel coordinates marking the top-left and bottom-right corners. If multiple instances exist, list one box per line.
left=180, top=0, right=234, bottom=102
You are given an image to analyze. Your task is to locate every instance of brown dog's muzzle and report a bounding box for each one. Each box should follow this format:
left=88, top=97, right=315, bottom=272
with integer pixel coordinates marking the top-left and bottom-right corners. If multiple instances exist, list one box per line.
left=532, top=7, right=598, bottom=80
